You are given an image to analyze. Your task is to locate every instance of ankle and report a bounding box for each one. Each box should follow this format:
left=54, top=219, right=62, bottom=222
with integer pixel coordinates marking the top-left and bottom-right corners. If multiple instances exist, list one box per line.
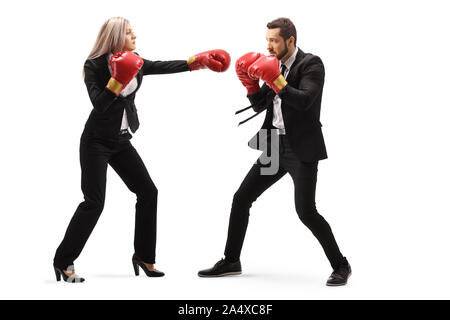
left=143, top=262, right=155, bottom=271
left=63, top=269, right=76, bottom=277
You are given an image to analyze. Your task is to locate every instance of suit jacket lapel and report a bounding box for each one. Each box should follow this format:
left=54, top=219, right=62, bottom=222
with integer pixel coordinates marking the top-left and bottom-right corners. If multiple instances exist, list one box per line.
left=134, top=52, right=144, bottom=91
left=285, top=48, right=306, bottom=82
left=136, top=67, right=143, bottom=91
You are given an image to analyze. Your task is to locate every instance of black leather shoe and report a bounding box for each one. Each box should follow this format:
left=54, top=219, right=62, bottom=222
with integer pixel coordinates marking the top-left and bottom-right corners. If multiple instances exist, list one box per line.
left=54, top=265, right=85, bottom=283
left=198, top=258, right=242, bottom=277
left=326, top=257, right=352, bottom=286
left=132, top=254, right=165, bottom=277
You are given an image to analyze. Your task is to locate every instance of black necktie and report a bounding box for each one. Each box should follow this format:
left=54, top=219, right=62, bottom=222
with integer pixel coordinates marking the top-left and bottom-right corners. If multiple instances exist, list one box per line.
left=280, top=64, right=287, bottom=77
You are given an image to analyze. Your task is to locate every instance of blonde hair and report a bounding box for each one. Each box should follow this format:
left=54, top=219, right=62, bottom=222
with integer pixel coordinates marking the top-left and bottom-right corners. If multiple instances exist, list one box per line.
left=82, top=17, right=129, bottom=76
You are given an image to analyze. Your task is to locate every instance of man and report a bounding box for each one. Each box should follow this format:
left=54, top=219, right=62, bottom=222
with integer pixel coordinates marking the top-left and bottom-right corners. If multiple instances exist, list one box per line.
left=198, top=18, right=351, bottom=286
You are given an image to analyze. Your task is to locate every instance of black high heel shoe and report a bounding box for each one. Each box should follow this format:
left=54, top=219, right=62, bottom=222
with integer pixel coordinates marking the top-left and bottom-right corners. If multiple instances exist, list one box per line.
left=54, top=265, right=85, bottom=283
left=132, top=254, right=165, bottom=277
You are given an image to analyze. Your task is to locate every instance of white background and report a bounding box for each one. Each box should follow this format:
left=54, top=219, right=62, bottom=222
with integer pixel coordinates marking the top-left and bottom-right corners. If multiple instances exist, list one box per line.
left=1, top=0, right=449, bottom=300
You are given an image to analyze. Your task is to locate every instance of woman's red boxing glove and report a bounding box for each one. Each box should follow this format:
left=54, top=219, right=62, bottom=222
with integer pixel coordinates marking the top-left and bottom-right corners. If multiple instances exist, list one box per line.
left=106, top=51, right=143, bottom=95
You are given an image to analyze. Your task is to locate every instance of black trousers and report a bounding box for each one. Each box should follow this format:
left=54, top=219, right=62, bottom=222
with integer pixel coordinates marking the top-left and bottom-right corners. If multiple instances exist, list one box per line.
left=54, top=131, right=158, bottom=269
left=224, top=135, right=344, bottom=269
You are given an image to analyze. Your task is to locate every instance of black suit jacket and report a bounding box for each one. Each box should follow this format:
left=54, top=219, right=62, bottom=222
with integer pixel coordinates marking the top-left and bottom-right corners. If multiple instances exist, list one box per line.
left=247, top=48, right=328, bottom=161
left=82, top=52, right=190, bottom=139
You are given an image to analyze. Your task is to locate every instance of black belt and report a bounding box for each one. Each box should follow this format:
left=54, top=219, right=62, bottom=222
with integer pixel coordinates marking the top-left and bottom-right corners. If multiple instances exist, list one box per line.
left=119, top=129, right=129, bottom=135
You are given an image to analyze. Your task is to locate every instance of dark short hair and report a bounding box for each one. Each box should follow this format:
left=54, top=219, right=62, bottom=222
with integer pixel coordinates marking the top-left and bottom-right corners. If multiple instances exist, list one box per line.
left=267, top=17, right=297, bottom=46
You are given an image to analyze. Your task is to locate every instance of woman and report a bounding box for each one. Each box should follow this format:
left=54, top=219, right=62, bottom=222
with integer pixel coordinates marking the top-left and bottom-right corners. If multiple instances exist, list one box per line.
left=53, top=17, right=230, bottom=283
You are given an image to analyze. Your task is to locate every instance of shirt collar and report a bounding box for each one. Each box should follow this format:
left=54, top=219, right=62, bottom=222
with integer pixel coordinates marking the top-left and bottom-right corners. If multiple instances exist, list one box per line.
left=280, top=47, right=298, bottom=71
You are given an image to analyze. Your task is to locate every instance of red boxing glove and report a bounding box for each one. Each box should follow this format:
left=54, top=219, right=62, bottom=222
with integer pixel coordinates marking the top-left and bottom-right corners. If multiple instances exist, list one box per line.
left=235, top=52, right=263, bottom=95
left=248, top=55, right=287, bottom=93
left=106, top=51, right=143, bottom=95
left=187, top=49, right=230, bottom=72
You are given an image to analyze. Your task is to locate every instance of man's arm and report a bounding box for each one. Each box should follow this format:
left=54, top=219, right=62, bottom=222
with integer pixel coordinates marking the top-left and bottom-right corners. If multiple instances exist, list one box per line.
left=247, top=83, right=271, bottom=112
left=277, top=56, right=325, bottom=112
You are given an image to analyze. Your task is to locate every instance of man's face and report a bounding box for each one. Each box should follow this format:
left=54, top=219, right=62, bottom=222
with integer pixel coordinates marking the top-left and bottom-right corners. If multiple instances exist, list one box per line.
left=266, top=28, right=288, bottom=60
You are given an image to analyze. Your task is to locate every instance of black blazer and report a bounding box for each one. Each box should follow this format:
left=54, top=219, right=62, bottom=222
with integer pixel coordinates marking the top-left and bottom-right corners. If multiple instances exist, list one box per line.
left=246, top=48, right=328, bottom=161
left=82, top=52, right=190, bottom=139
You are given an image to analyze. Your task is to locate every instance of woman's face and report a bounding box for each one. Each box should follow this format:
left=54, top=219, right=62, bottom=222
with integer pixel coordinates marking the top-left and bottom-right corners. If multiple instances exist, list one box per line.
left=123, top=23, right=136, bottom=51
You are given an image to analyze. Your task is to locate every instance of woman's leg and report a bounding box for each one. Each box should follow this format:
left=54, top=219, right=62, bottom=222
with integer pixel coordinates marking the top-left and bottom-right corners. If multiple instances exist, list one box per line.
left=54, top=138, right=110, bottom=270
left=108, top=143, right=158, bottom=264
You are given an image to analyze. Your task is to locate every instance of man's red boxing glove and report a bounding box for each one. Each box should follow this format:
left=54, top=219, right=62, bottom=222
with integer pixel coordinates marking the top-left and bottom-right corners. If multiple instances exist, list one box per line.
left=235, top=52, right=263, bottom=95
left=248, top=55, right=287, bottom=93
left=187, top=49, right=231, bottom=72
left=106, top=51, right=143, bottom=95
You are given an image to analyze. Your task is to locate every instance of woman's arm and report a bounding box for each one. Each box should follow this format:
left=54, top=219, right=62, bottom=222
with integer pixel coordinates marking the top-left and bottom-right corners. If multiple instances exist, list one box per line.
left=140, top=49, right=230, bottom=75
left=83, top=60, right=118, bottom=113
left=141, top=58, right=190, bottom=75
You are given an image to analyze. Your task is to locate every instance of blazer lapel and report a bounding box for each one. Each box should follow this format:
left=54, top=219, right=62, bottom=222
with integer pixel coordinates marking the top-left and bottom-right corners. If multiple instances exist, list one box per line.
left=286, top=48, right=306, bottom=82
left=134, top=52, right=144, bottom=91
left=136, top=67, right=143, bottom=91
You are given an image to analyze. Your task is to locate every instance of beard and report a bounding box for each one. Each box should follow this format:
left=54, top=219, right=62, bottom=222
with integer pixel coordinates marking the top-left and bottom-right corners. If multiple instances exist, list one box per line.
left=276, top=41, right=289, bottom=60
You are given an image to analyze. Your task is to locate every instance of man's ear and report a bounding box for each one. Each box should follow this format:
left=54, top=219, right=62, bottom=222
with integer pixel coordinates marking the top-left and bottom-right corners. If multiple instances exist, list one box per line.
left=289, top=36, right=295, bottom=47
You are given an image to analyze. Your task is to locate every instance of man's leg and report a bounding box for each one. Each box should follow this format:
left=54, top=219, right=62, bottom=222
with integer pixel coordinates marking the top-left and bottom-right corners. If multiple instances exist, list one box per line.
left=283, top=154, right=345, bottom=270
left=224, top=159, right=287, bottom=262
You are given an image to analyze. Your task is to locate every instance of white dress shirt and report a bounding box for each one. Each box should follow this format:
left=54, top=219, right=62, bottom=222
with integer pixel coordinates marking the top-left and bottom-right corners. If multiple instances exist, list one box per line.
left=272, top=47, right=298, bottom=135
left=107, top=53, right=138, bottom=130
